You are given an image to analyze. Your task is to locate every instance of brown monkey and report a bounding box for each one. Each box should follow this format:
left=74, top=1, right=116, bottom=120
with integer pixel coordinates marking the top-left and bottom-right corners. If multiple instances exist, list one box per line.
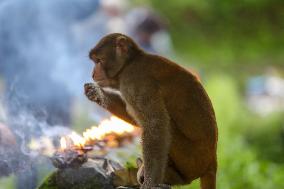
left=84, top=33, right=217, bottom=189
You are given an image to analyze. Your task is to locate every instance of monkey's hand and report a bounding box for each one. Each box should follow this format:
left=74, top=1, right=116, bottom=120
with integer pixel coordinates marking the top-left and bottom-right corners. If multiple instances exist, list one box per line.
left=84, top=83, right=105, bottom=105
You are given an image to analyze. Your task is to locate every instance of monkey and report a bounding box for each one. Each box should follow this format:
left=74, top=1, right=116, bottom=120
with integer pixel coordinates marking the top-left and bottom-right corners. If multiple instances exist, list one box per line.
left=84, top=33, right=218, bottom=189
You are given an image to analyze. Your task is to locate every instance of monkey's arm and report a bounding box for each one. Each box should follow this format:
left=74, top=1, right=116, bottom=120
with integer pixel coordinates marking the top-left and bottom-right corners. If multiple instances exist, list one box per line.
left=124, top=83, right=171, bottom=188
left=102, top=89, right=137, bottom=126
left=84, top=83, right=137, bottom=126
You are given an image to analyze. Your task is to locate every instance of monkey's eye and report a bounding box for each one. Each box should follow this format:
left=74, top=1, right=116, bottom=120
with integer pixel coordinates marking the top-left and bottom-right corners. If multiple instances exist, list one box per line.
left=95, top=58, right=102, bottom=64
left=96, top=58, right=105, bottom=65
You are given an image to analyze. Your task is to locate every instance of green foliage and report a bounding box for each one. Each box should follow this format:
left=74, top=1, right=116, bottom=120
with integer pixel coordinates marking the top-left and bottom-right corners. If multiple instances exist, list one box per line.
left=37, top=173, right=58, bottom=189
left=208, top=74, right=284, bottom=188
left=0, top=175, right=15, bottom=189
left=133, top=0, right=284, bottom=67
left=172, top=74, right=284, bottom=189
left=245, top=113, right=284, bottom=163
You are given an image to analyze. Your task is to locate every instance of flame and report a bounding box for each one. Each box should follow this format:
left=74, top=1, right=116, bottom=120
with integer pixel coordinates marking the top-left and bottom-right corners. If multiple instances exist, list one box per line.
left=60, top=116, right=137, bottom=149
left=69, top=132, right=86, bottom=147
left=83, top=116, right=135, bottom=140
left=60, top=137, right=67, bottom=150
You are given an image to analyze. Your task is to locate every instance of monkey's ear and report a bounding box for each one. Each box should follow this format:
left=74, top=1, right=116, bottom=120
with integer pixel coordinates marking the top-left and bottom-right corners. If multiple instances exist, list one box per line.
left=116, top=36, right=128, bottom=56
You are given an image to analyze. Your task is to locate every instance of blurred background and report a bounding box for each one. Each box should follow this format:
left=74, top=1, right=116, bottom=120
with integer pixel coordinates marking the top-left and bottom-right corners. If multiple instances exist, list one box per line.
left=0, top=0, right=284, bottom=188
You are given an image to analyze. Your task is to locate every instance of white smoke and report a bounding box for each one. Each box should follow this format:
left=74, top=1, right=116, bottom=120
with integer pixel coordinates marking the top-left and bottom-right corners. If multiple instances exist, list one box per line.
left=0, top=0, right=104, bottom=178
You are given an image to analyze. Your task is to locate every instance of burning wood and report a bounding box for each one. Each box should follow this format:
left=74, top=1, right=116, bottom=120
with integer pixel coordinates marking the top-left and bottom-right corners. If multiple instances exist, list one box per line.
left=51, top=148, right=88, bottom=169
left=51, top=116, right=140, bottom=169
left=38, top=116, right=172, bottom=189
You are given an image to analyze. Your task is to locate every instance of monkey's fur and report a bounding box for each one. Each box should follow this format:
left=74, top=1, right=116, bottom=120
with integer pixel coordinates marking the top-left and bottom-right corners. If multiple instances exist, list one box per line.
left=85, top=33, right=218, bottom=189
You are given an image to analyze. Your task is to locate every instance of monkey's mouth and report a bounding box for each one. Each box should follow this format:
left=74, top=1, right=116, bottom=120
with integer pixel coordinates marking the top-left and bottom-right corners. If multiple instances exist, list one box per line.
left=94, top=78, right=107, bottom=82
left=94, top=79, right=108, bottom=86
left=94, top=79, right=113, bottom=87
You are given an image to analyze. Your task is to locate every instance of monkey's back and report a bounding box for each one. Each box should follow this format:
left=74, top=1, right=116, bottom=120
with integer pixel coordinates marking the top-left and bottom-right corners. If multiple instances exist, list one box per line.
left=145, top=54, right=218, bottom=181
left=144, top=54, right=217, bottom=140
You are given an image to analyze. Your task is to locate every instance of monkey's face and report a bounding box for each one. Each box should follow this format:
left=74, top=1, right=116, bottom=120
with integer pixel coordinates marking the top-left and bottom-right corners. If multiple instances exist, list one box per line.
left=89, top=34, right=130, bottom=88
left=89, top=46, right=116, bottom=87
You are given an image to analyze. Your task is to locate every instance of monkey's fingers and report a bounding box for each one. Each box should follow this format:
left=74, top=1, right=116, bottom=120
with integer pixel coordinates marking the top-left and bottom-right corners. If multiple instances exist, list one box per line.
left=136, top=158, right=144, bottom=185
left=85, top=89, right=103, bottom=105
left=84, top=83, right=95, bottom=90
left=84, top=83, right=95, bottom=86
left=84, top=83, right=97, bottom=95
left=136, top=158, right=143, bottom=168
left=84, top=82, right=94, bottom=86
left=86, top=91, right=99, bottom=101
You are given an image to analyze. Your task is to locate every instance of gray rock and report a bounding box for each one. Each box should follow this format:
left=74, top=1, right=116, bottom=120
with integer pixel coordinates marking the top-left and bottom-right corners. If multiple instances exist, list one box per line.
left=39, top=158, right=123, bottom=189
left=38, top=157, right=171, bottom=189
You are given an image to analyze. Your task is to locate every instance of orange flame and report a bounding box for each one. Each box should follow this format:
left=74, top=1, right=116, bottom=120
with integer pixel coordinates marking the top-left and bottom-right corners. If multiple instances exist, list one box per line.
left=60, top=116, right=137, bottom=149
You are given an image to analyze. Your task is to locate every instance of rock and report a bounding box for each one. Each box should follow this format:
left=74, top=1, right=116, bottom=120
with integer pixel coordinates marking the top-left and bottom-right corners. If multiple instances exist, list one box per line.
left=50, top=149, right=88, bottom=169
left=37, top=157, right=171, bottom=189
left=38, top=158, right=122, bottom=189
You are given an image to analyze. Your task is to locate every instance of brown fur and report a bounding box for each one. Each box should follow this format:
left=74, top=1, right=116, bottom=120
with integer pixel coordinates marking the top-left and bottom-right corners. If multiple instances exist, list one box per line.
left=85, top=33, right=218, bottom=189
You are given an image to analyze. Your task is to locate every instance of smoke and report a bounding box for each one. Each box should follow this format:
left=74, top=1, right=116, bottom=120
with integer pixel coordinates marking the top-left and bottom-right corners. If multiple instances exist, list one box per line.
left=0, top=0, right=102, bottom=96
left=0, top=0, right=104, bottom=179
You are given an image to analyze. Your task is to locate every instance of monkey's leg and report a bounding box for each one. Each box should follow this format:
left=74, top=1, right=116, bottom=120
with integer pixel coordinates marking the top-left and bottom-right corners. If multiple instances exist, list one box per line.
left=200, top=168, right=216, bottom=189
left=164, top=160, right=186, bottom=185
left=137, top=157, right=185, bottom=186
left=122, top=82, right=171, bottom=188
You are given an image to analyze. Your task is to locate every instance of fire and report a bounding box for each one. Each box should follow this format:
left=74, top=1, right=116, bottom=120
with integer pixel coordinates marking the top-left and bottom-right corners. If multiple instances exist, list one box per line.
left=60, top=116, right=138, bottom=150
left=60, top=137, right=67, bottom=150
left=69, top=132, right=86, bottom=148
left=83, top=116, right=135, bottom=140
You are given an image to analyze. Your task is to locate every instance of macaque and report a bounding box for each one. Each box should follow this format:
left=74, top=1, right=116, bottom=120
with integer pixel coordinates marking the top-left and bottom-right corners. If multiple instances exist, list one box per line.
left=84, top=33, right=217, bottom=189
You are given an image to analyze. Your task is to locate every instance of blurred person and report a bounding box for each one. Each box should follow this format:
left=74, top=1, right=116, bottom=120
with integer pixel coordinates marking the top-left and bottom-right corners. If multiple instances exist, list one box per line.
left=246, top=67, right=284, bottom=116
left=71, top=0, right=129, bottom=44
left=100, top=0, right=129, bottom=33
left=126, top=7, right=174, bottom=56
left=72, top=1, right=173, bottom=56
